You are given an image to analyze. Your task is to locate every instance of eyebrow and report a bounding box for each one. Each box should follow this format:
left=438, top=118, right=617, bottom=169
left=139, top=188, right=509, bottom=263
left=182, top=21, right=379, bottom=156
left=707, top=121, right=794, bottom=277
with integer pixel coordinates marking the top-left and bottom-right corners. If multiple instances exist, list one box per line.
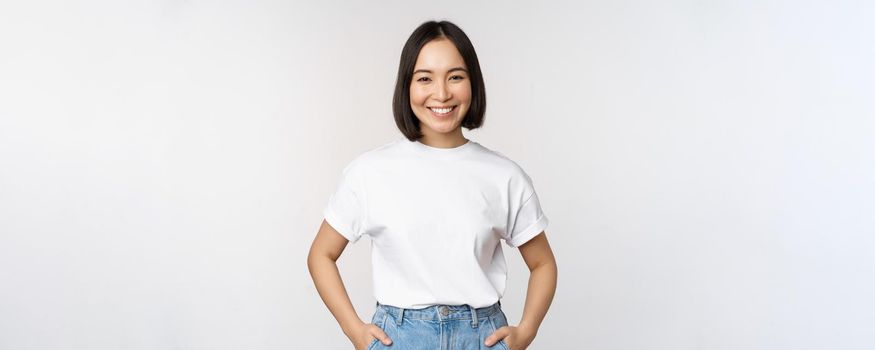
left=413, top=67, right=469, bottom=75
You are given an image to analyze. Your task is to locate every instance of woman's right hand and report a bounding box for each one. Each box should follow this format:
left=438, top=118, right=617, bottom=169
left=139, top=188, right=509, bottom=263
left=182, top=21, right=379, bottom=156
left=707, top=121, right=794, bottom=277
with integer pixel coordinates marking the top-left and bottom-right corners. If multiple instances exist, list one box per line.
left=351, top=321, right=392, bottom=350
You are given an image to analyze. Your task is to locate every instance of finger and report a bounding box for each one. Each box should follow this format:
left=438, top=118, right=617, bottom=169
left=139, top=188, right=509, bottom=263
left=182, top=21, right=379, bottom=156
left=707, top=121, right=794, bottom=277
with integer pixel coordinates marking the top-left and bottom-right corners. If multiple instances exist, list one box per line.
left=371, top=327, right=393, bottom=345
left=484, top=326, right=509, bottom=346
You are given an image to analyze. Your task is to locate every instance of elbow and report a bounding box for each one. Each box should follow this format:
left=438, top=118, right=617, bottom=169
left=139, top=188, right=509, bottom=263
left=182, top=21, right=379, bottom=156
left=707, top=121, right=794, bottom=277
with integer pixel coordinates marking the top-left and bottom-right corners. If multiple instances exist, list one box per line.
left=306, top=249, right=316, bottom=274
left=307, top=245, right=340, bottom=272
left=532, top=259, right=558, bottom=276
left=306, top=245, right=325, bottom=273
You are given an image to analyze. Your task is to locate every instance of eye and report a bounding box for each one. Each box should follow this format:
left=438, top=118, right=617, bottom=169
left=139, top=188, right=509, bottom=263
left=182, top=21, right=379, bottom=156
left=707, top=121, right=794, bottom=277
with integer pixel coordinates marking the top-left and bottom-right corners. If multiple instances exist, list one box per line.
left=451, top=75, right=465, bottom=80
left=416, top=77, right=431, bottom=82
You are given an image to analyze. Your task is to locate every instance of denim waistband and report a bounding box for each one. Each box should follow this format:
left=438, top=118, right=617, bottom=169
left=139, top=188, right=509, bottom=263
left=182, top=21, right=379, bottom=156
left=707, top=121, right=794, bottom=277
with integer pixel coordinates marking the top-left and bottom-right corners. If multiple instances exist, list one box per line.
left=375, top=300, right=502, bottom=326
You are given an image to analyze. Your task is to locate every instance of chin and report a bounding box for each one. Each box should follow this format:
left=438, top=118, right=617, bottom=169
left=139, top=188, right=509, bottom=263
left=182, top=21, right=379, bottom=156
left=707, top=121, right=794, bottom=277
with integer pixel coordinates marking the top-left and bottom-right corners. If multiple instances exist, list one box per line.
left=423, top=122, right=460, bottom=134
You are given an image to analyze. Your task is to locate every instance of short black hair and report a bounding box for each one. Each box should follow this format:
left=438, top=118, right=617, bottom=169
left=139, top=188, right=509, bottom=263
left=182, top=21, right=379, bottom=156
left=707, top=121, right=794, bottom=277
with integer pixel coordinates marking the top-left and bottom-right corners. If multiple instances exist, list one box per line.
left=393, top=20, right=486, bottom=141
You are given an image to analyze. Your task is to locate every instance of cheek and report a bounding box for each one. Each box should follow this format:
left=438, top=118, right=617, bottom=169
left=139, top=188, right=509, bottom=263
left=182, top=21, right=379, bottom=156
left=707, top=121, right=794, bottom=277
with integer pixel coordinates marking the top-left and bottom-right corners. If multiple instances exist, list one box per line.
left=409, top=86, right=427, bottom=106
left=455, top=84, right=472, bottom=103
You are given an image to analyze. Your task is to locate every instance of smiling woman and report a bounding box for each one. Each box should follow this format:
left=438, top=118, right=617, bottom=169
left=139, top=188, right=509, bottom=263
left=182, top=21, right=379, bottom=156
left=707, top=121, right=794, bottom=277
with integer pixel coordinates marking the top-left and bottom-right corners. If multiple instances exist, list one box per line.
left=308, top=20, right=557, bottom=350
left=392, top=21, right=487, bottom=148
left=409, top=39, right=472, bottom=134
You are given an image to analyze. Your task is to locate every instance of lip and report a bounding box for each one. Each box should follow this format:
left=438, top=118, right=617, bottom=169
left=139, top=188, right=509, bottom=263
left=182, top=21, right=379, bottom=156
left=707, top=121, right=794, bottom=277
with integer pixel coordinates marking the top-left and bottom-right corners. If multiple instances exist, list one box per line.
left=427, top=105, right=456, bottom=118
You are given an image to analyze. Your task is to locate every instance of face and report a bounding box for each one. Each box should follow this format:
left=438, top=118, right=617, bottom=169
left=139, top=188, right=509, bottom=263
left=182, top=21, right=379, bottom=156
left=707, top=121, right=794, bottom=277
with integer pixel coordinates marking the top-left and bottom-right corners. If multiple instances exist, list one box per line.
left=409, top=38, right=472, bottom=138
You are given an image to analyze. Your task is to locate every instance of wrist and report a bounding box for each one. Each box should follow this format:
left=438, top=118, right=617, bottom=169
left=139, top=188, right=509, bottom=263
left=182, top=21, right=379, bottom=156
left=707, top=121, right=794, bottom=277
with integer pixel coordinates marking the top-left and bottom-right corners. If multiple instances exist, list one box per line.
left=517, top=321, right=539, bottom=338
left=341, top=318, right=366, bottom=338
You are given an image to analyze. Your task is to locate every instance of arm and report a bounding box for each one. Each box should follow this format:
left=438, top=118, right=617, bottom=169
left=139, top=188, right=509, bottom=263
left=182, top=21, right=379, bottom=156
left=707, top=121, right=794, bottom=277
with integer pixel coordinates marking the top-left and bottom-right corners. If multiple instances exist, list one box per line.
left=485, top=231, right=558, bottom=350
left=306, top=219, right=392, bottom=349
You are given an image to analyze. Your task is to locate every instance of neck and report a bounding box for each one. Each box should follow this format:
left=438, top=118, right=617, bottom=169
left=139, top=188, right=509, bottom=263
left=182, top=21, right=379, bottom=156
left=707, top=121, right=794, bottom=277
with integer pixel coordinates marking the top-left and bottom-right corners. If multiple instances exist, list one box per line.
left=418, top=130, right=468, bottom=149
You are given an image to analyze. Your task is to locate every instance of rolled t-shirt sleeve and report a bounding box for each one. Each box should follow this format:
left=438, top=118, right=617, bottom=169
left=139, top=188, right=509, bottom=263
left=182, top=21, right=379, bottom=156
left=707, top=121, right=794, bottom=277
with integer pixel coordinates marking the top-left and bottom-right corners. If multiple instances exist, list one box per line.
left=504, top=171, right=549, bottom=248
left=323, top=161, right=367, bottom=243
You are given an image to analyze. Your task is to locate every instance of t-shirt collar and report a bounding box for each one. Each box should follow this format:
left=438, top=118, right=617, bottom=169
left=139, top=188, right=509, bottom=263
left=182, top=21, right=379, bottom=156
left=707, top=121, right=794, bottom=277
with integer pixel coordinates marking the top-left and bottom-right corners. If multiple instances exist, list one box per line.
left=407, top=138, right=474, bottom=155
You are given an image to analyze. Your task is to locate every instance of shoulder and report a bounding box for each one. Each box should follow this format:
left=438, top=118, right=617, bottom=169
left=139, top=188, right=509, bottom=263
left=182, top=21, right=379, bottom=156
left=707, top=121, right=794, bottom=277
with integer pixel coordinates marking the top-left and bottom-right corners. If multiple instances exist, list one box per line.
left=470, top=142, right=534, bottom=181
left=339, top=139, right=401, bottom=175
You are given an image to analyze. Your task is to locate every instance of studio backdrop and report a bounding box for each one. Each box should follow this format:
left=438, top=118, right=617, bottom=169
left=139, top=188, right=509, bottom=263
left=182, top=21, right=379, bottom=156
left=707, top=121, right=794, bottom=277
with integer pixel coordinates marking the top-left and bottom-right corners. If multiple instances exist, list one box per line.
left=0, top=1, right=873, bottom=349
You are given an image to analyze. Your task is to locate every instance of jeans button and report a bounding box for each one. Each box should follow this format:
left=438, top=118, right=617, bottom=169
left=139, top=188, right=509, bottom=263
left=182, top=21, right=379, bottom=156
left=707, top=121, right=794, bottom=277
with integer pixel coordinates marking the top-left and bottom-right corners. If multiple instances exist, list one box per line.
left=440, top=306, right=449, bottom=316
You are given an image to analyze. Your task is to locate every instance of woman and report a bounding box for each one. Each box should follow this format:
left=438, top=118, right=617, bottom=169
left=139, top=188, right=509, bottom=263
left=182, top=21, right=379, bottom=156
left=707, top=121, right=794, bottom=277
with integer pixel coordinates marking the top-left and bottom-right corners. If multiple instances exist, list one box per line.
left=307, top=20, right=557, bottom=350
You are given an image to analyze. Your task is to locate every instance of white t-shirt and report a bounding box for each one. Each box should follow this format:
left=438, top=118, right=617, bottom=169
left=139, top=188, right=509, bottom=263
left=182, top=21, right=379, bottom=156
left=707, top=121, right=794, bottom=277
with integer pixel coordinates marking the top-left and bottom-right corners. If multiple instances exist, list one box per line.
left=322, top=137, right=549, bottom=309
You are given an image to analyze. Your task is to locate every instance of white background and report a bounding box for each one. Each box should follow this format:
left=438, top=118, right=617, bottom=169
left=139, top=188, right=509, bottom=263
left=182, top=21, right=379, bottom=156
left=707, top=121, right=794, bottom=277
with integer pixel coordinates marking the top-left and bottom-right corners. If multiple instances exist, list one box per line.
left=1, top=1, right=873, bottom=349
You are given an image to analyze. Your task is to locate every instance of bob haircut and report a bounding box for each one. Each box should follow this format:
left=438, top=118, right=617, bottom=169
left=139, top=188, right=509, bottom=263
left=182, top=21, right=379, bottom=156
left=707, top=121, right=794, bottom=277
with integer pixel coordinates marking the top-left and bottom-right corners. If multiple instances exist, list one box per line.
left=393, top=20, right=487, bottom=141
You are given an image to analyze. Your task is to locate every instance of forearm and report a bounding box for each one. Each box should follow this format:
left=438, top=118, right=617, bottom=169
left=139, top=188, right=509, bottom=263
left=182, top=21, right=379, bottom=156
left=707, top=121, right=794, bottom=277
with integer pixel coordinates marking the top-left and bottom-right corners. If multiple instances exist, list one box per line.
left=307, top=254, right=365, bottom=338
left=517, top=261, right=557, bottom=334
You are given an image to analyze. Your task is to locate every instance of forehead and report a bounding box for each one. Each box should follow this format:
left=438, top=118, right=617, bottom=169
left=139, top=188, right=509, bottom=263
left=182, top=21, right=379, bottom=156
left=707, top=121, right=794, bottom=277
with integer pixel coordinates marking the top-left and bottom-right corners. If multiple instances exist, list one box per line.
left=413, top=38, right=467, bottom=70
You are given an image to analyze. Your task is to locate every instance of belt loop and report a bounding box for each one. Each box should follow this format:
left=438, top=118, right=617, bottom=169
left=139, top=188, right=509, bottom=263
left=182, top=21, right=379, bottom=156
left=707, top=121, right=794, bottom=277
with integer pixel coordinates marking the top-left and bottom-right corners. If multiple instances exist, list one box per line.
left=395, top=307, right=404, bottom=326
left=470, top=305, right=479, bottom=328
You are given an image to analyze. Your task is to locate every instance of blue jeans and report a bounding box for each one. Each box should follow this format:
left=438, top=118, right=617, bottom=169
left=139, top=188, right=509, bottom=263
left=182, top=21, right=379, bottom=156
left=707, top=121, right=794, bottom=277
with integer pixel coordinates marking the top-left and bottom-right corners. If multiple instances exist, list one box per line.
left=367, top=301, right=511, bottom=350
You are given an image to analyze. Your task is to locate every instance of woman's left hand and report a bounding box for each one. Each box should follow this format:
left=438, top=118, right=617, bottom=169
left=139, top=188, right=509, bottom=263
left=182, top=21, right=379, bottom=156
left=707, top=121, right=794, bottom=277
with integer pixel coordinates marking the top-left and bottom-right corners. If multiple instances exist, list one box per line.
left=484, top=324, right=537, bottom=350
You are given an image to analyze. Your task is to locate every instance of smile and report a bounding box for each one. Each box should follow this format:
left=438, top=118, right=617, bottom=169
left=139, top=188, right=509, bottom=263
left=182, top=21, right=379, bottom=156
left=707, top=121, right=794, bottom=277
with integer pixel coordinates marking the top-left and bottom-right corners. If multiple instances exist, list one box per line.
left=428, top=106, right=456, bottom=115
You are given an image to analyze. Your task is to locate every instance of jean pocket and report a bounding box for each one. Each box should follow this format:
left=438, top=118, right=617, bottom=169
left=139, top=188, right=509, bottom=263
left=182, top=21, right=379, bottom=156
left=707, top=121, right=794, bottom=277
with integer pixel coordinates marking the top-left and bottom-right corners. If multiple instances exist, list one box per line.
left=488, top=316, right=510, bottom=350
left=367, top=309, right=389, bottom=350
left=366, top=338, right=380, bottom=350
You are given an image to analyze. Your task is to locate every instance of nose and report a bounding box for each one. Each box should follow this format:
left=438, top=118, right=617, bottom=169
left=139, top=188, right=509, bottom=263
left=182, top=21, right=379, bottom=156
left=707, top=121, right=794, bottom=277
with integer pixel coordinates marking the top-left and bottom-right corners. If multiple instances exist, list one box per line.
left=434, top=80, right=451, bottom=101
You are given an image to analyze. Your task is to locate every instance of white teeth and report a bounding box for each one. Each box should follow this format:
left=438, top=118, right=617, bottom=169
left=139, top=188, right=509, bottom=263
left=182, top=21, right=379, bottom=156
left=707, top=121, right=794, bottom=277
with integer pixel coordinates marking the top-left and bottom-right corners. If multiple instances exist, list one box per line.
left=429, top=106, right=454, bottom=114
